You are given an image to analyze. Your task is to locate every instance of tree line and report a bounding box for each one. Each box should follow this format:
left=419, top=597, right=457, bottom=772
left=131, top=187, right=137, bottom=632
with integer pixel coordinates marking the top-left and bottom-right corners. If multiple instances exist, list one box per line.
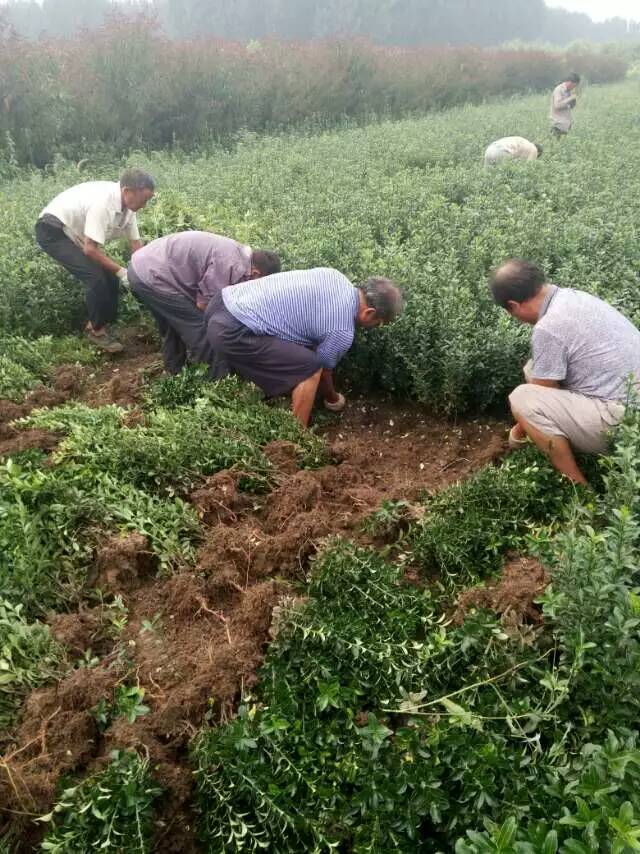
left=3, top=0, right=640, bottom=45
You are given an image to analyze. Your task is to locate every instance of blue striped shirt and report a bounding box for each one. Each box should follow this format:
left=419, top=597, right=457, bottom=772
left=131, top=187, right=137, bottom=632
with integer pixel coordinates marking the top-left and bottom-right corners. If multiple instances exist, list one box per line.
left=222, top=267, right=360, bottom=369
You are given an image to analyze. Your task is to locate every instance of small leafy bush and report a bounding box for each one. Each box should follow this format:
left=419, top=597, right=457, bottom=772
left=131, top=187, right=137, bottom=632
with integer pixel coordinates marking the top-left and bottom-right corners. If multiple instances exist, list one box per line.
left=0, top=335, right=95, bottom=378
left=0, top=355, right=40, bottom=401
left=409, top=449, right=575, bottom=584
left=92, top=685, right=150, bottom=732
left=0, top=458, right=199, bottom=614
left=0, top=336, right=95, bottom=402
left=40, top=750, right=162, bottom=854
left=0, top=599, right=64, bottom=735
left=29, top=374, right=326, bottom=495
left=18, top=403, right=126, bottom=433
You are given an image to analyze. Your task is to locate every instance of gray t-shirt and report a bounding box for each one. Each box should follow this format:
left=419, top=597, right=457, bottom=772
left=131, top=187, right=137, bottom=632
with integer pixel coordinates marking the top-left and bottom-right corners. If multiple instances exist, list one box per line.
left=531, top=286, right=640, bottom=401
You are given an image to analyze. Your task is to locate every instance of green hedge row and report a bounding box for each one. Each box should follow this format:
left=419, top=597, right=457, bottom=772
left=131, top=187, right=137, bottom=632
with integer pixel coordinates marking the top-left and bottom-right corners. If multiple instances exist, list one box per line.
left=0, top=20, right=626, bottom=167
left=4, top=82, right=640, bottom=412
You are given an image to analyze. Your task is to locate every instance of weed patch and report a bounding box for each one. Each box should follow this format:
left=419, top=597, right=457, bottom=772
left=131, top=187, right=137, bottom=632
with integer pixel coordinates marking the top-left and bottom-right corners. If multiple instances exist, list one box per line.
left=39, top=750, right=162, bottom=854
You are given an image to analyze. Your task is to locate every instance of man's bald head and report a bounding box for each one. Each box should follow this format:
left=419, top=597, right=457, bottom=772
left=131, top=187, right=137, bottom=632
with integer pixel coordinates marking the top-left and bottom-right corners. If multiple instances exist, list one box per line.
left=489, top=259, right=548, bottom=309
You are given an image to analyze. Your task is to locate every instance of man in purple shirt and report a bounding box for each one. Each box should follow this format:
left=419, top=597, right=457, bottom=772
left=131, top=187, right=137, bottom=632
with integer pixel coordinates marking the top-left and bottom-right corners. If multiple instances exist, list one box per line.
left=128, top=231, right=280, bottom=375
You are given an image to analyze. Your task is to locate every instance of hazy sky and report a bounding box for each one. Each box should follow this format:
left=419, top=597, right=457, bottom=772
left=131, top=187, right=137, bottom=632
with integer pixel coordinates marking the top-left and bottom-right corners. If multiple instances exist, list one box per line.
left=546, top=0, right=638, bottom=21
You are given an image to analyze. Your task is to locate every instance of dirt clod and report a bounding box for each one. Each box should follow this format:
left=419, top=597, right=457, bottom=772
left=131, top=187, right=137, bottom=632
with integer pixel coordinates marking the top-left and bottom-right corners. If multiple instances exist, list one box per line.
left=262, top=440, right=301, bottom=474
left=92, top=532, right=156, bottom=593
left=191, top=471, right=251, bottom=525
left=52, top=364, right=87, bottom=394
left=454, top=556, right=549, bottom=629
left=0, top=428, right=61, bottom=459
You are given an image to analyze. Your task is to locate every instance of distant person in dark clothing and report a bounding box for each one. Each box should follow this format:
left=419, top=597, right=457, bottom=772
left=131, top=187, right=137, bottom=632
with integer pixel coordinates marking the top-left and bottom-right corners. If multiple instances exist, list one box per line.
left=550, top=72, right=580, bottom=136
left=35, top=169, right=155, bottom=353
left=128, top=231, right=280, bottom=375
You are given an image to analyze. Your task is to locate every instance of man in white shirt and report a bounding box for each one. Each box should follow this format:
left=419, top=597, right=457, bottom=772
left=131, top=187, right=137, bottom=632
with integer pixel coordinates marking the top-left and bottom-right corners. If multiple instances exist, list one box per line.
left=550, top=72, right=580, bottom=136
left=484, top=137, right=542, bottom=167
left=35, top=168, right=155, bottom=352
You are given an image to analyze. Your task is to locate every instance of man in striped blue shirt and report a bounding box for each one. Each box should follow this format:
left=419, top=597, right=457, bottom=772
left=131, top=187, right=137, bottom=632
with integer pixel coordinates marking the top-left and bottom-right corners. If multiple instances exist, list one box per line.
left=206, top=267, right=402, bottom=426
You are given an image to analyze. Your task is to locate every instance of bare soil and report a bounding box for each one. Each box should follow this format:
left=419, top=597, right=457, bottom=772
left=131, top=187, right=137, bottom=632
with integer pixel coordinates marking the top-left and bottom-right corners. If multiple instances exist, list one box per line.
left=0, top=342, right=512, bottom=851
left=454, top=555, right=549, bottom=632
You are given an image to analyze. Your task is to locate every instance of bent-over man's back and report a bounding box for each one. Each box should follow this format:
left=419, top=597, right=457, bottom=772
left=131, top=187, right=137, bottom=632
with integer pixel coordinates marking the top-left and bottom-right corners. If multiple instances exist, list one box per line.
left=222, top=267, right=359, bottom=368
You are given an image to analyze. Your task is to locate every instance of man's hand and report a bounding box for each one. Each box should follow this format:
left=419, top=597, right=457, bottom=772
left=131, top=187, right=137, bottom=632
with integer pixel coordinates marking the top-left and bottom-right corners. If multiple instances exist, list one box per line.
left=116, top=267, right=130, bottom=290
left=83, top=237, right=125, bottom=276
left=324, top=392, right=346, bottom=412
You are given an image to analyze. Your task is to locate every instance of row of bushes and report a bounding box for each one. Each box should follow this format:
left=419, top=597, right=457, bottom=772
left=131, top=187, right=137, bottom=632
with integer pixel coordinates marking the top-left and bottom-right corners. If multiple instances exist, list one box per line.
left=4, top=82, right=640, bottom=413
left=0, top=17, right=627, bottom=166
left=189, top=412, right=640, bottom=852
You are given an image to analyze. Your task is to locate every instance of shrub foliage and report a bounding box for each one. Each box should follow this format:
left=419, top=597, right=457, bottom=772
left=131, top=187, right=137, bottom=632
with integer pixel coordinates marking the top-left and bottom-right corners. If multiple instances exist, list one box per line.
left=0, top=20, right=626, bottom=167
left=192, top=411, right=640, bottom=852
left=3, top=83, right=639, bottom=413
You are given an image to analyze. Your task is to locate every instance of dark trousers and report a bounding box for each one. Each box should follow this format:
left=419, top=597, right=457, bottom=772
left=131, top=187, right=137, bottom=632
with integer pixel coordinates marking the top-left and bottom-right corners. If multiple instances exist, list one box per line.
left=205, top=290, right=320, bottom=396
left=129, top=271, right=213, bottom=375
left=35, top=218, right=120, bottom=329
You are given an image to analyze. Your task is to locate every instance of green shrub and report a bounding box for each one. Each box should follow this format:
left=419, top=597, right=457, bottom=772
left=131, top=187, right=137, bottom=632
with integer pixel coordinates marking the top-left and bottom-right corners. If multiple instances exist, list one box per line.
left=0, top=458, right=199, bottom=614
left=0, top=335, right=94, bottom=402
left=4, top=373, right=326, bottom=612
left=192, top=410, right=640, bottom=852
left=0, top=599, right=64, bottom=735
left=456, top=733, right=640, bottom=853
left=27, top=374, right=326, bottom=495
left=409, top=449, right=575, bottom=584
left=40, top=750, right=162, bottom=854
left=18, top=403, right=126, bottom=433
left=0, top=355, right=40, bottom=401
left=0, top=335, right=95, bottom=377
left=92, top=685, right=150, bottom=732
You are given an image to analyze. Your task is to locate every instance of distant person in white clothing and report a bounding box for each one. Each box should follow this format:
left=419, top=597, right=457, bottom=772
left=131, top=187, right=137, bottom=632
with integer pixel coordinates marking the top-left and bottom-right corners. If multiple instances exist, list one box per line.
left=550, top=72, right=580, bottom=136
left=35, top=169, right=155, bottom=353
left=484, top=137, right=543, bottom=167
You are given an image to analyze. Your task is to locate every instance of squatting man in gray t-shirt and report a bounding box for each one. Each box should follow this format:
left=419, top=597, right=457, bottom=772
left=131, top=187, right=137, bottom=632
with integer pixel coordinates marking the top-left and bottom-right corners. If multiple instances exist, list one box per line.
left=490, top=259, right=640, bottom=485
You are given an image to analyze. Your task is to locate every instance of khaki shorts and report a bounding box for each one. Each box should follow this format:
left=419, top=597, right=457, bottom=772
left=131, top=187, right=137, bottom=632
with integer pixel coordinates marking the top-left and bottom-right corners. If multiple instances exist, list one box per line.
left=509, top=361, right=625, bottom=454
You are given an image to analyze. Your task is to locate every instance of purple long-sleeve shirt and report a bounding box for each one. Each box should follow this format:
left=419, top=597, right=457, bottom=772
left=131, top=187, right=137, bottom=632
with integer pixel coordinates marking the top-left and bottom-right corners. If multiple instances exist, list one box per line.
left=130, top=231, right=252, bottom=305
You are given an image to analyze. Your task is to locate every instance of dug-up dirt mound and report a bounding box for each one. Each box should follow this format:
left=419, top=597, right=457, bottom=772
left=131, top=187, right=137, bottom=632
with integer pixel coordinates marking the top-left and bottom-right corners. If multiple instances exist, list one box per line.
left=0, top=557, right=281, bottom=851
left=0, top=427, right=62, bottom=459
left=453, top=556, right=549, bottom=631
left=0, top=378, right=509, bottom=852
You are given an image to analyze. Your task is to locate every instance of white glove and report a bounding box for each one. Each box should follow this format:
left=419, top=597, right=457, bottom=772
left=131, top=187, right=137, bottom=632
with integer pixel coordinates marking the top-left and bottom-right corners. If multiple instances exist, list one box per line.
left=324, top=392, right=346, bottom=412
left=117, top=267, right=130, bottom=289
